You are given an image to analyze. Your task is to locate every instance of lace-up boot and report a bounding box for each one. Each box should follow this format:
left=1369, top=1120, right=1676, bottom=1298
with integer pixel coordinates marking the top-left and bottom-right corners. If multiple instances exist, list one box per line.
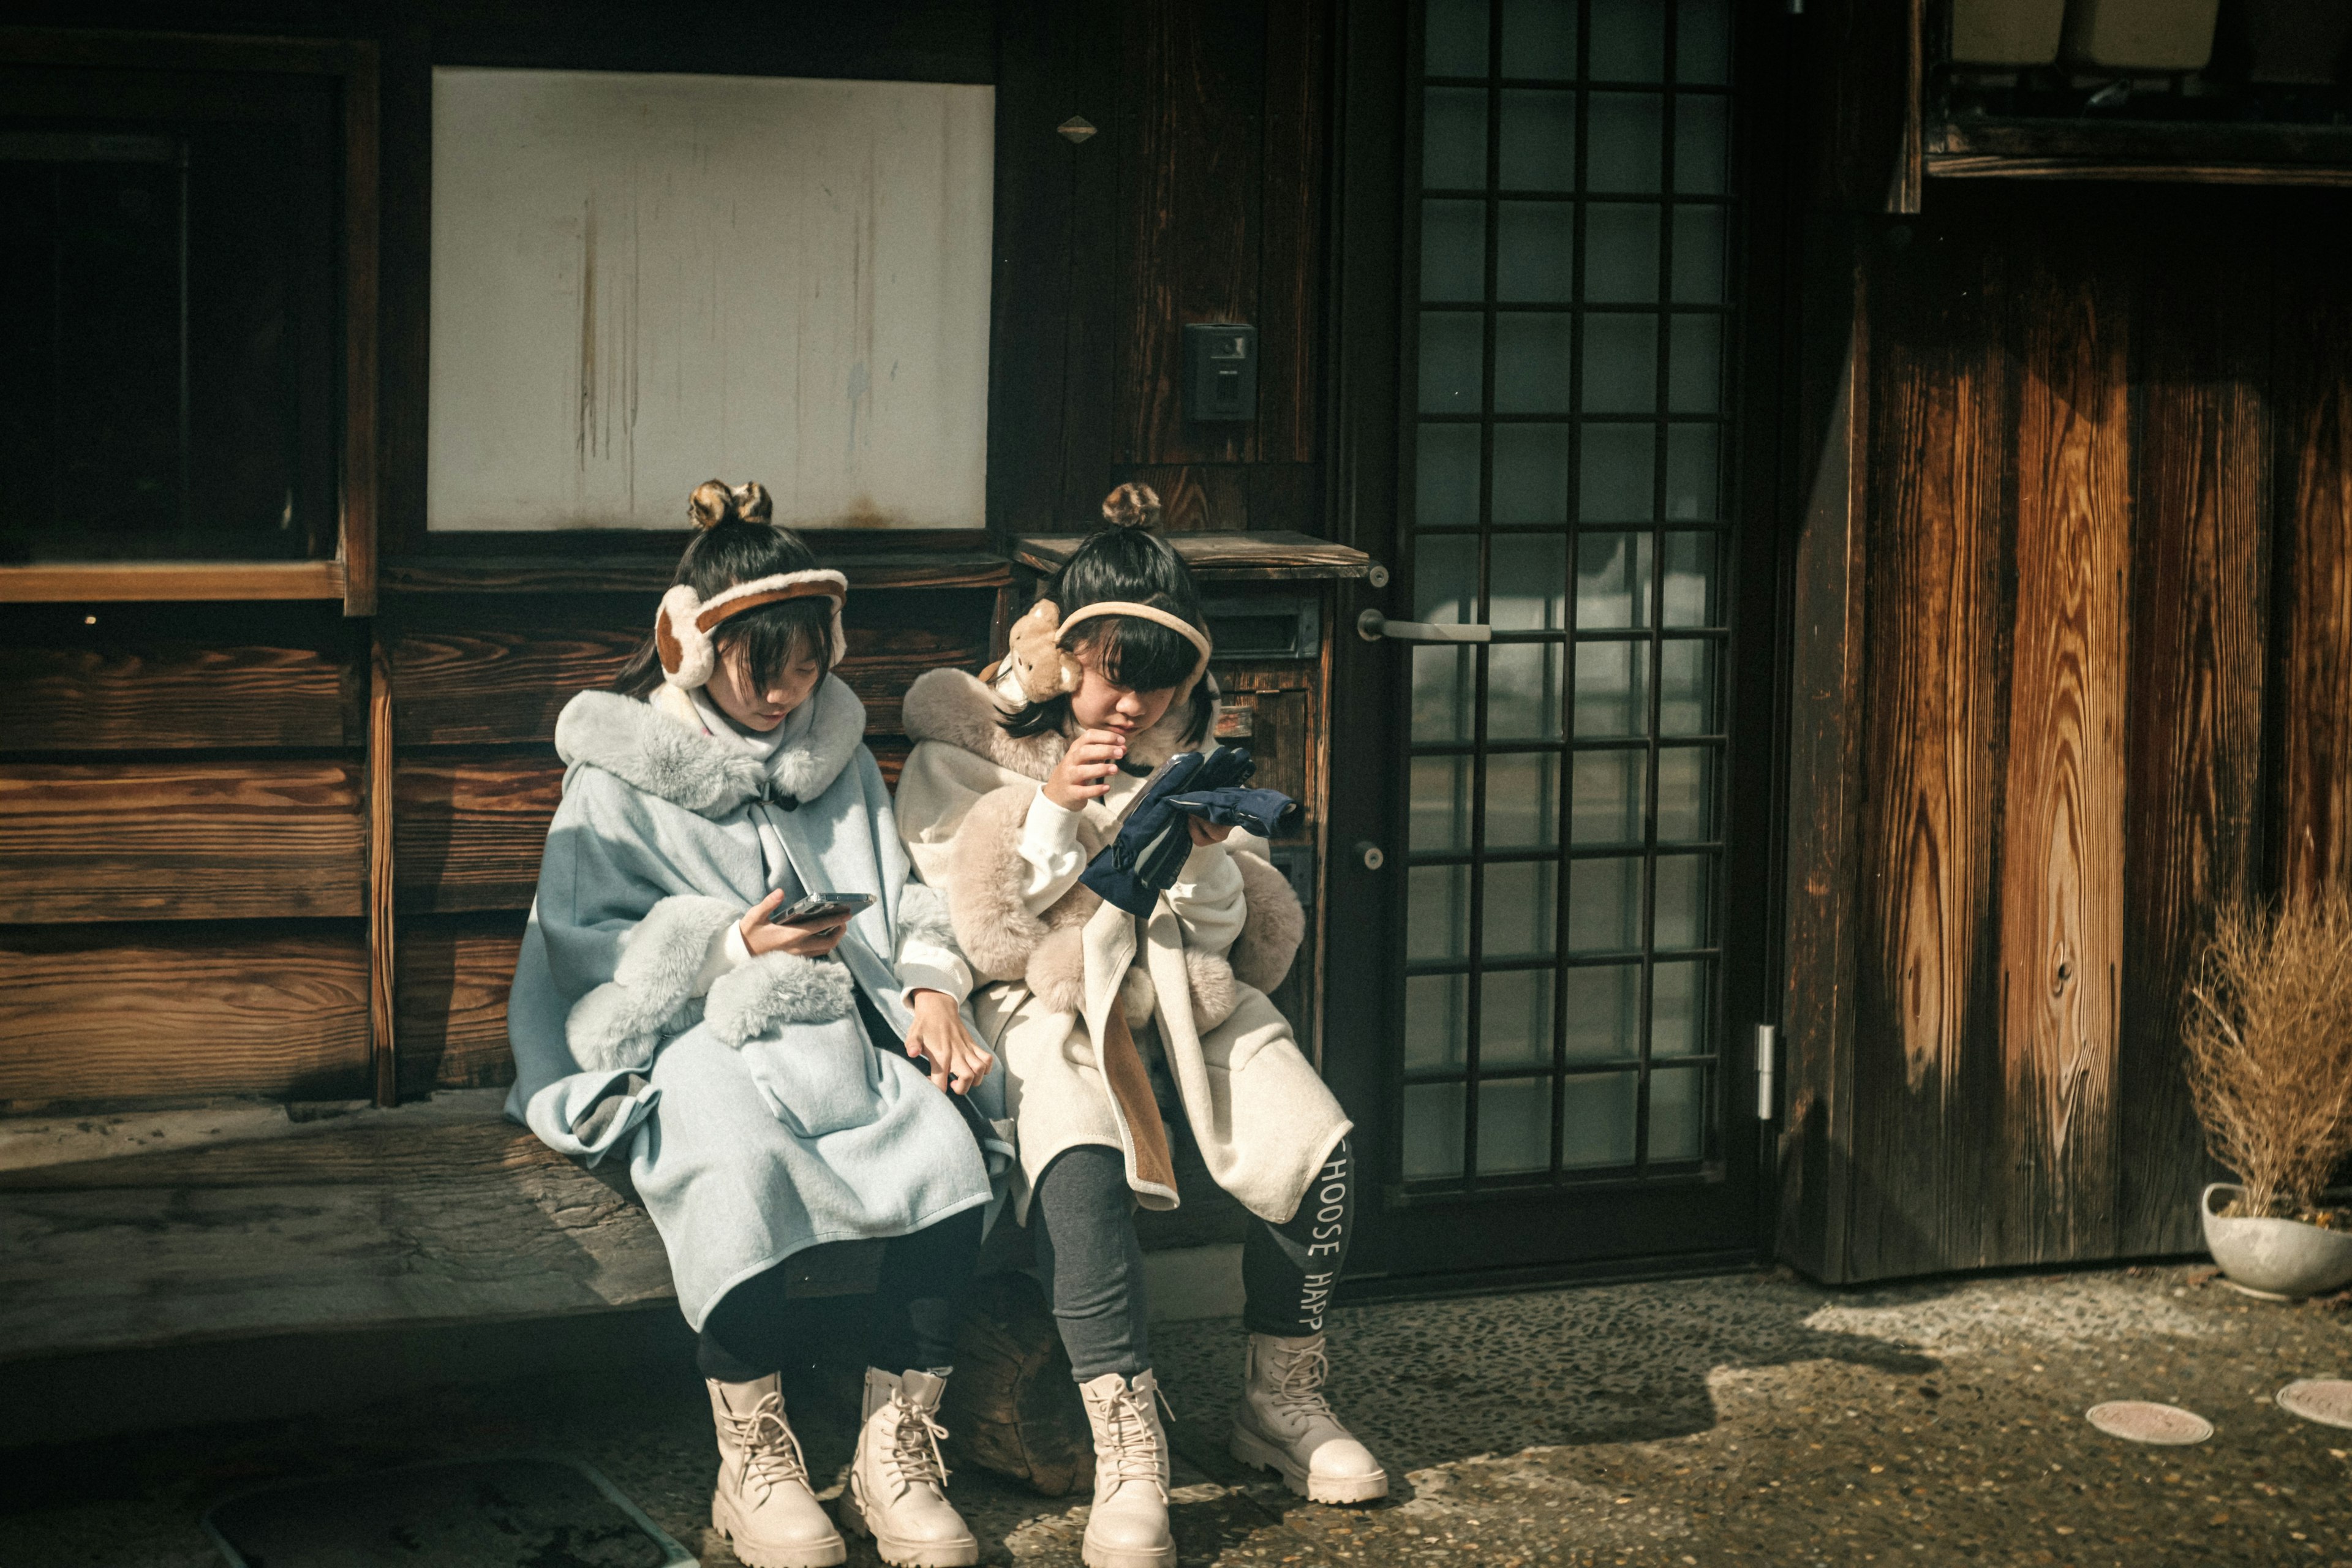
left=1229, top=1332, right=1389, bottom=1504
left=707, top=1375, right=846, bottom=1567
left=840, top=1368, right=979, bottom=1567
left=1076, top=1369, right=1175, bottom=1568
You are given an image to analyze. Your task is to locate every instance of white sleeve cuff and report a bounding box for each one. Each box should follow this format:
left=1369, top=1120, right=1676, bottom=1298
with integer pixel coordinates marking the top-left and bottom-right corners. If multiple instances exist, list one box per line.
left=692, top=917, right=754, bottom=997
left=897, top=959, right=973, bottom=1008
left=1017, top=783, right=1090, bottom=915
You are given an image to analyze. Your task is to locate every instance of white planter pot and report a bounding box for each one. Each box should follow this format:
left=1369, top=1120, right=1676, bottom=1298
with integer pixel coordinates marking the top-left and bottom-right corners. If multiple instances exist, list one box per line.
left=2201, top=1183, right=2352, bottom=1299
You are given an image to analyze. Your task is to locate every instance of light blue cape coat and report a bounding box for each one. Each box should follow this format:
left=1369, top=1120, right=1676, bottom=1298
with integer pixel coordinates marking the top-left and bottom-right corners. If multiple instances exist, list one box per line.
left=504, top=677, right=1007, bottom=1329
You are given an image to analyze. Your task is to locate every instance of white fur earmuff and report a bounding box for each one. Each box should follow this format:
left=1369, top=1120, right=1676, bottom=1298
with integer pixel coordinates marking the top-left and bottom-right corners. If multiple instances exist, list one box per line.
left=655, top=571, right=850, bottom=690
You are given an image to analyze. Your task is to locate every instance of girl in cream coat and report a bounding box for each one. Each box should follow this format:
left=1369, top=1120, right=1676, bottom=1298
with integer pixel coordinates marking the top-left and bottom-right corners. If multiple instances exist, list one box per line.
left=894, top=488, right=1387, bottom=1568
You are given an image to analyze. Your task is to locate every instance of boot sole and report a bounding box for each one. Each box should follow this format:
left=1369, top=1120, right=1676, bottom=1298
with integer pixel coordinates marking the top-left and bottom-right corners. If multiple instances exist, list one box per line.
left=712, top=1494, right=847, bottom=1568
left=1229, top=1425, right=1391, bottom=1505
left=837, top=1486, right=979, bottom=1567
left=1080, top=1527, right=1177, bottom=1568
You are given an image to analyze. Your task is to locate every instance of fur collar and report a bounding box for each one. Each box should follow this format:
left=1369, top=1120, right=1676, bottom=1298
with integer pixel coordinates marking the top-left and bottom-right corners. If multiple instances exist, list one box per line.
left=900, top=666, right=1218, bottom=783
left=556, top=676, right=867, bottom=816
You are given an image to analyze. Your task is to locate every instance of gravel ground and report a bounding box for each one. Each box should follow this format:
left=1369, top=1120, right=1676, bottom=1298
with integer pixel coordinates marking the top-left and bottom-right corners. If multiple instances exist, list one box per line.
left=4, top=1262, right=2346, bottom=1567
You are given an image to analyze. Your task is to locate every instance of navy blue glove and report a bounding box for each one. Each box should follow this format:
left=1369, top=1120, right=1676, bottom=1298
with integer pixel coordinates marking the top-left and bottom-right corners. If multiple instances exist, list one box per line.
left=1166, top=786, right=1300, bottom=840
left=1081, top=745, right=1260, bottom=916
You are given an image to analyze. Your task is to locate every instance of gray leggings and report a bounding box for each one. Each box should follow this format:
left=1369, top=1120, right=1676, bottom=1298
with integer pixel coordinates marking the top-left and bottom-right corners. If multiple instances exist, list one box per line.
left=1029, top=1139, right=1354, bottom=1381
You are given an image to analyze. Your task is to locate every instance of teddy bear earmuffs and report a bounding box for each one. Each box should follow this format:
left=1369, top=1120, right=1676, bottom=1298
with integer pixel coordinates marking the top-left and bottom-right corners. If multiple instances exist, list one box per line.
left=1001, top=484, right=1213, bottom=703
left=652, top=479, right=849, bottom=690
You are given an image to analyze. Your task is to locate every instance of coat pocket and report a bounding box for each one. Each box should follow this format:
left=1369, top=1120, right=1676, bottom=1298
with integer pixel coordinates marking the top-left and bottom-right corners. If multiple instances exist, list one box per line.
left=738, top=1016, right=884, bottom=1139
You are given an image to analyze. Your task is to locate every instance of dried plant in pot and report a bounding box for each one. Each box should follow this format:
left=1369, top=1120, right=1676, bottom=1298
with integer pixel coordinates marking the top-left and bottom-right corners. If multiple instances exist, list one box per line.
left=2182, top=891, right=2352, bottom=1299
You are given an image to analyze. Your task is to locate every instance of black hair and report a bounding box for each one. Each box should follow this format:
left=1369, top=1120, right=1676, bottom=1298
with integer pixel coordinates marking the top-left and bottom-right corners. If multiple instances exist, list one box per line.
left=611, top=480, right=837, bottom=699
left=1002, top=486, right=1214, bottom=745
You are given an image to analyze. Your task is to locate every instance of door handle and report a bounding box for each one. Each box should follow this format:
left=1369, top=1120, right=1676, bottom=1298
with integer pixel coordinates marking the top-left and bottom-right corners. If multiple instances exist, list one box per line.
left=1357, top=608, right=1493, bottom=644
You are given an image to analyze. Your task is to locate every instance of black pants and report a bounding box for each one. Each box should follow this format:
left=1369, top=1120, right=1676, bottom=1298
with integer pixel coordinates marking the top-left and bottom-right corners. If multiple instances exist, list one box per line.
left=1030, top=1137, right=1355, bottom=1381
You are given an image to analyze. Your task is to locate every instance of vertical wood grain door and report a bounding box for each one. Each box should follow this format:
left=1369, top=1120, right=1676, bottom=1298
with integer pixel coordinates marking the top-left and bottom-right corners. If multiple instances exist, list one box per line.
left=1328, top=0, right=1790, bottom=1287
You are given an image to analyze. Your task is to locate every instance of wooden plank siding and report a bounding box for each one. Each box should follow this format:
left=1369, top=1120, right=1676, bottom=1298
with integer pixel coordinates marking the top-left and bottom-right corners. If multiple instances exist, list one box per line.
left=1796, top=186, right=2320, bottom=1280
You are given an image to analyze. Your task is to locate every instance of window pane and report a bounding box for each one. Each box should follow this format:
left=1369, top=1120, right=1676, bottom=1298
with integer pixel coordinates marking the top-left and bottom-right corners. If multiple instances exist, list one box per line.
left=1481, top=968, right=1553, bottom=1069
left=1416, top=530, right=1480, bottom=620
left=1589, top=0, right=1666, bottom=79
left=1479, top=1076, right=1554, bottom=1175
left=1660, top=636, right=1717, bottom=734
left=1572, top=748, right=1645, bottom=846
left=1496, top=201, right=1574, bottom=302
left=1578, top=422, right=1656, bottom=522
left=1417, top=422, right=1482, bottom=527
left=1667, top=314, right=1722, bottom=413
left=1485, top=751, right=1561, bottom=849
left=1560, top=1071, right=1638, bottom=1168
left=1494, top=312, right=1573, bottom=413
left=1423, top=87, right=1489, bottom=189
left=1425, top=0, right=1491, bottom=77
left=1420, top=312, right=1485, bottom=413
left=1648, top=1065, right=1706, bottom=1163
left=1489, top=531, right=1567, bottom=628
left=1422, top=199, right=1487, bottom=301
left=1568, top=854, right=1644, bottom=952
left=1672, top=205, right=1727, bottom=303
left=1582, top=312, right=1659, bottom=413
left=1412, top=754, right=1473, bottom=851
left=1656, top=745, right=1717, bottom=841
left=1489, top=643, right=1565, bottom=741
left=1665, top=422, right=1717, bottom=521
left=1484, top=858, right=1558, bottom=962
left=1564, top=963, right=1641, bottom=1062
left=1661, top=531, right=1719, bottom=625
left=1587, top=93, right=1663, bottom=191
left=1654, top=852, right=1713, bottom=948
left=1502, top=0, right=1578, bottom=79
left=1499, top=90, right=1577, bottom=191
left=1574, top=639, right=1649, bottom=739
left=1412, top=646, right=1475, bottom=743
left=1583, top=203, right=1660, bottom=302
left=1406, top=974, right=1466, bottom=1069
left=1677, top=0, right=1734, bottom=85
left=1675, top=94, right=1730, bottom=195
left=1653, top=959, right=1711, bottom=1059
left=1408, top=864, right=1470, bottom=962
left=1493, top=423, right=1569, bottom=524
left=1576, top=531, right=1651, bottom=628
left=1403, top=1080, right=1467, bottom=1178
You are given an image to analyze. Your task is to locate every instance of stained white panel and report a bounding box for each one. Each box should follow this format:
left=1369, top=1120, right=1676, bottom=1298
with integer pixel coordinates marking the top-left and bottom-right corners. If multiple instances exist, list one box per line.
left=429, top=68, right=993, bottom=531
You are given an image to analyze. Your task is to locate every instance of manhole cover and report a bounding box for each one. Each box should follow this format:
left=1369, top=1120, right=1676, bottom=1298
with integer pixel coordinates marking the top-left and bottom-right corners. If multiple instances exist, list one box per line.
left=2277, top=1379, right=2352, bottom=1430
left=202, top=1453, right=693, bottom=1567
left=2085, top=1401, right=2214, bottom=1445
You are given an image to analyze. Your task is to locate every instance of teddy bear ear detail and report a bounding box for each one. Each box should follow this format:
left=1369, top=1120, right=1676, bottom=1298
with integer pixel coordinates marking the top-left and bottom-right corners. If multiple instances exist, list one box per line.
left=1008, top=599, right=1080, bottom=703
left=655, top=584, right=715, bottom=688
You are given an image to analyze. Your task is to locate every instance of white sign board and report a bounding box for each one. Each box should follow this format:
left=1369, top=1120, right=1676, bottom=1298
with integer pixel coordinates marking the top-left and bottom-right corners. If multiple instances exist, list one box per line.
left=428, top=68, right=993, bottom=531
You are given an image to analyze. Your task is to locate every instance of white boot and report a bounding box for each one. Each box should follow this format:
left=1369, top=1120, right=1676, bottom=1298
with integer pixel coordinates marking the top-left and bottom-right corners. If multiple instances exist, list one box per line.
left=1229, top=1332, right=1389, bottom=1504
left=707, top=1376, right=846, bottom=1568
left=840, top=1368, right=979, bottom=1567
left=1077, top=1370, right=1175, bottom=1568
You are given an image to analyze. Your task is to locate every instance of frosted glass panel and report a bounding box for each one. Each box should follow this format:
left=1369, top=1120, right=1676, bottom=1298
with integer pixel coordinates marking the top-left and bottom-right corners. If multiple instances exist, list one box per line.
left=1678, top=0, right=1734, bottom=84
left=1424, top=87, right=1488, bottom=189
left=1662, top=531, right=1718, bottom=625
left=1422, top=200, right=1487, bottom=301
left=1494, top=314, right=1574, bottom=413
left=1668, top=314, right=1721, bottom=413
left=1425, top=0, right=1491, bottom=77
left=1653, top=960, right=1711, bottom=1058
left=1583, top=313, right=1658, bottom=413
left=1561, top=1072, right=1638, bottom=1168
left=429, top=70, right=992, bottom=531
left=1412, top=755, right=1472, bottom=851
left=1408, top=864, right=1469, bottom=962
left=1590, top=0, right=1666, bottom=78
left=1572, top=750, right=1645, bottom=845
left=1482, top=970, right=1553, bottom=1069
left=1587, top=94, right=1663, bottom=191
left=1493, top=423, right=1569, bottom=524
left=1503, top=0, right=1578, bottom=79
left=1421, top=312, right=1485, bottom=413
left=1654, top=853, right=1712, bottom=948
left=1497, top=202, right=1574, bottom=302
left=1479, top=1077, right=1554, bottom=1174
left=1648, top=1066, right=1706, bottom=1161
left=1577, top=532, right=1651, bottom=628
left=1485, top=859, right=1558, bottom=961
left=1564, top=965, right=1640, bottom=1061
left=1575, top=641, right=1649, bottom=738
left=1656, top=745, right=1716, bottom=840
left=1580, top=422, right=1656, bottom=521
left=1403, top=1082, right=1466, bottom=1177
left=1414, top=646, right=1474, bottom=742
left=1676, top=94, right=1730, bottom=194
left=1569, top=855, right=1643, bottom=952
left=1665, top=422, right=1716, bottom=519
left=1489, top=643, right=1564, bottom=741
left=1673, top=205, right=1727, bottom=302
left=1489, top=532, right=1568, bottom=629
left=1499, top=91, right=1577, bottom=191
left=1485, top=752, right=1561, bottom=849
left=1660, top=637, right=1716, bottom=734
left=1405, top=977, right=1466, bottom=1070
left=1418, top=423, right=1482, bottom=526
left=1417, top=531, right=1479, bottom=620
left=1584, top=205, right=1660, bottom=302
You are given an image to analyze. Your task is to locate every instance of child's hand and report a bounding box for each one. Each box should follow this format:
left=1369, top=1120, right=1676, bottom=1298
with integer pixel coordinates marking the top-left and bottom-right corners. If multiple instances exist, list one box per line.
left=1044, top=728, right=1127, bottom=810
left=903, top=989, right=994, bottom=1096
left=1186, top=815, right=1234, bottom=847
left=739, top=891, right=848, bottom=959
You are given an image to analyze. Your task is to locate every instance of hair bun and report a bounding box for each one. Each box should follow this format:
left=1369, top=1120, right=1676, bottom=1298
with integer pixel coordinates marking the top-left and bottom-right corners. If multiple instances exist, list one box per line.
left=688, top=478, right=775, bottom=530
left=731, top=481, right=772, bottom=525
left=1101, top=483, right=1161, bottom=530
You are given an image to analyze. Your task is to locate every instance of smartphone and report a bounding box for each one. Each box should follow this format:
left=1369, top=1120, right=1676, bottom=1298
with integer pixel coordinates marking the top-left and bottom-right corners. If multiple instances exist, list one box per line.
left=769, top=891, right=877, bottom=927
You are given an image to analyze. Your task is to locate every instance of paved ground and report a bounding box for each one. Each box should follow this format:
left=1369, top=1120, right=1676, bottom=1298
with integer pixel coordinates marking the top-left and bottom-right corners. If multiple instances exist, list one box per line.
left=6, top=1262, right=2348, bottom=1567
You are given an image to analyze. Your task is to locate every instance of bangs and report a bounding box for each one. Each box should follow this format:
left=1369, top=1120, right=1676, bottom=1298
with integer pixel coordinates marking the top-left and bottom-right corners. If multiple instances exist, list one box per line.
left=1080, top=616, right=1199, bottom=695
left=718, top=597, right=834, bottom=688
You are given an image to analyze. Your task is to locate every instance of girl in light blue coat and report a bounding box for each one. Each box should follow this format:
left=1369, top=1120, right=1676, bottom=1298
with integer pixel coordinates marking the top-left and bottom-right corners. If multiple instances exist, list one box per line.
left=505, top=480, right=1003, bottom=1568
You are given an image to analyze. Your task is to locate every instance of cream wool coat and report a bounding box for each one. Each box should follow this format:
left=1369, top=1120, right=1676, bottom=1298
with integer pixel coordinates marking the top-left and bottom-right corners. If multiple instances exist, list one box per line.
left=894, top=665, right=1349, bottom=1226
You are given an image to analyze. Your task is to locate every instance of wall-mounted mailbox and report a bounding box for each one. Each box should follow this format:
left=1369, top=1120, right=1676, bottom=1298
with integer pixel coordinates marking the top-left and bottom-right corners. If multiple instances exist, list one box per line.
left=1183, top=322, right=1257, bottom=423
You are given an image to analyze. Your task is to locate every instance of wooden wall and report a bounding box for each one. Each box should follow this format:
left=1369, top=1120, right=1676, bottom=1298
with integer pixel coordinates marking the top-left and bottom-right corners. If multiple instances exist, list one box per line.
left=1779, top=184, right=2352, bottom=1282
